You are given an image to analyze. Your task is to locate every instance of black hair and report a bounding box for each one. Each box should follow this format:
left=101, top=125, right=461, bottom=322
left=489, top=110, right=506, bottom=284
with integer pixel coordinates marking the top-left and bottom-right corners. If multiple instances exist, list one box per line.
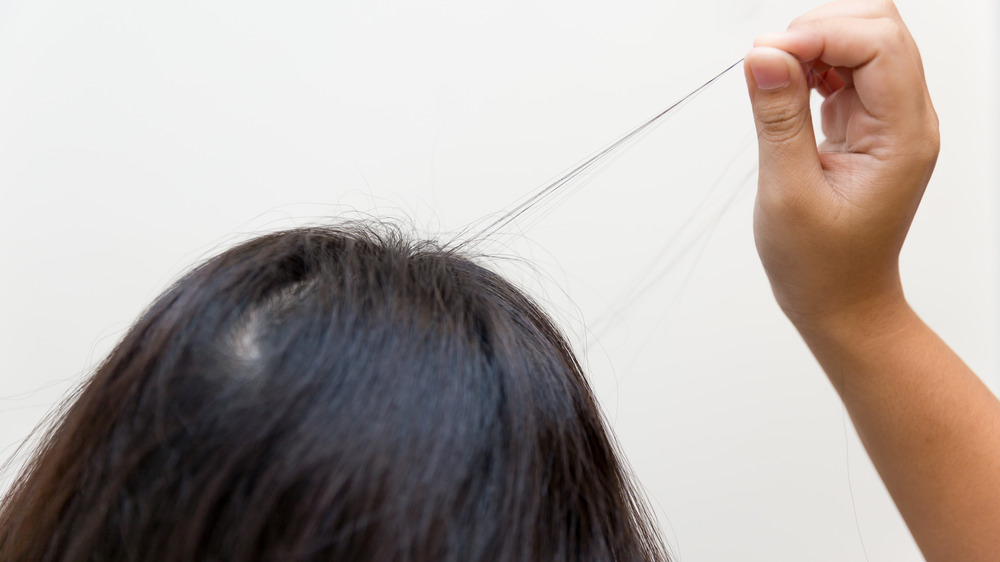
left=0, top=224, right=668, bottom=561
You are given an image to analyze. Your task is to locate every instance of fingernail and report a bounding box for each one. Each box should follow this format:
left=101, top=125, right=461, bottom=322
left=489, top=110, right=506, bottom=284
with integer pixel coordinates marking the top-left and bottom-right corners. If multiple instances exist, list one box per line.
left=749, top=48, right=791, bottom=91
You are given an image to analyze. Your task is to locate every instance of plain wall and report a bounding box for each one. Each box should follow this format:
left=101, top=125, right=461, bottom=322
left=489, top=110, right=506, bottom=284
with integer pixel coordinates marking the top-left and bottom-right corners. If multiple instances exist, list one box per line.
left=1, top=0, right=996, bottom=560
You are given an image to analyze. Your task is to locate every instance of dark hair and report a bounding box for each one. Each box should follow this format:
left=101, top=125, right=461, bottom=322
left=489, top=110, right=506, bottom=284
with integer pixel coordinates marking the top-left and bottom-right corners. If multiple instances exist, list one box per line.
left=0, top=224, right=668, bottom=561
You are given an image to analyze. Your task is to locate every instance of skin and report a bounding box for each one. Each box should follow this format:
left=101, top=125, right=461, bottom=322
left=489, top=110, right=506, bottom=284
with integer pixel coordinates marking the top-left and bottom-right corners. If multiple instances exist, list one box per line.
left=744, top=1, right=1000, bottom=560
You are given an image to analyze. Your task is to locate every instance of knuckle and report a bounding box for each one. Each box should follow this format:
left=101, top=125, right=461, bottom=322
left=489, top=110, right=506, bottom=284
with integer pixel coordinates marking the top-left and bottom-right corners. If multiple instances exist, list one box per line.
left=919, top=118, right=941, bottom=161
left=903, top=106, right=940, bottom=163
left=878, top=0, right=902, bottom=19
left=788, top=14, right=810, bottom=30
left=755, top=105, right=809, bottom=144
left=873, top=16, right=907, bottom=46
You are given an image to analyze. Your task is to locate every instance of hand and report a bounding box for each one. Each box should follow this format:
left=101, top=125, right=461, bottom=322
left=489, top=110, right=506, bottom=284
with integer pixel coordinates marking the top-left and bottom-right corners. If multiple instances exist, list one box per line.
left=744, top=0, right=939, bottom=329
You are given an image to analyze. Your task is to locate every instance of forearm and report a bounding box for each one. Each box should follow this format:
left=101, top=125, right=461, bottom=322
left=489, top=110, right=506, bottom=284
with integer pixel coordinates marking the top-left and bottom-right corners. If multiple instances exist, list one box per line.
left=794, top=298, right=1000, bottom=561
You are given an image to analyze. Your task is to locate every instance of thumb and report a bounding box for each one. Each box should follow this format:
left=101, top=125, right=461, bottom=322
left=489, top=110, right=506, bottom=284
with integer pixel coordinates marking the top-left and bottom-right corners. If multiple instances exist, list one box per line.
left=745, top=47, right=821, bottom=187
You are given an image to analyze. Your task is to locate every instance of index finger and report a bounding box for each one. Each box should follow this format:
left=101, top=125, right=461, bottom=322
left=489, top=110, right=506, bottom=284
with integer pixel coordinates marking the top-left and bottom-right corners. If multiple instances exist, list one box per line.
left=754, top=17, right=928, bottom=128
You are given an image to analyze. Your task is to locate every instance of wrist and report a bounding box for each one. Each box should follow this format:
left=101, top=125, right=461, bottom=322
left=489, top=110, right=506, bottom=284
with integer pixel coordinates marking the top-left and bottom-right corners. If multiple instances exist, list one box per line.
left=784, top=286, right=917, bottom=355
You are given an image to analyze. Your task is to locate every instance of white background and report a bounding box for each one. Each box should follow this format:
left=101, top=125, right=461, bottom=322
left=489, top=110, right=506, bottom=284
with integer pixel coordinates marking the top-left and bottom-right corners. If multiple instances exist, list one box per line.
left=1, top=0, right=996, bottom=560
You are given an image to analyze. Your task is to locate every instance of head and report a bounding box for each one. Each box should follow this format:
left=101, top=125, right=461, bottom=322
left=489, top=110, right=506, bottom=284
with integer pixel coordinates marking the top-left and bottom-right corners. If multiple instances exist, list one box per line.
left=0, top=224, right=667, bottom=561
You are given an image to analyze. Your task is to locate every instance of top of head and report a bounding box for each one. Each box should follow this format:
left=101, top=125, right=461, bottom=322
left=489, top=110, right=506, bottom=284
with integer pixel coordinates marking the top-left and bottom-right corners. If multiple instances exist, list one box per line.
left=0, top=223, right=668, bottom=562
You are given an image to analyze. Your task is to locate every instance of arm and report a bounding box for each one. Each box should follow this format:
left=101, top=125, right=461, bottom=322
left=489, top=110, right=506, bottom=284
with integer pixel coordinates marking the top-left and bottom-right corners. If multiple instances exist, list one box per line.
left=744, top=1, right=1000, bottom=560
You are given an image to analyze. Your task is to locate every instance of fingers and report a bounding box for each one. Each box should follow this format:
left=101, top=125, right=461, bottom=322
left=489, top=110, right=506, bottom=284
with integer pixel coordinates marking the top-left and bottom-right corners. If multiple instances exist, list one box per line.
left=745, top=0, right=937, bottom=197
left=755, top=16, right=927, bottom=128
left=807, top=64, right=848, bottom=97
left=819, top=87, right=866, bottom=150
left=755, top=17, right=913, bottom=72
